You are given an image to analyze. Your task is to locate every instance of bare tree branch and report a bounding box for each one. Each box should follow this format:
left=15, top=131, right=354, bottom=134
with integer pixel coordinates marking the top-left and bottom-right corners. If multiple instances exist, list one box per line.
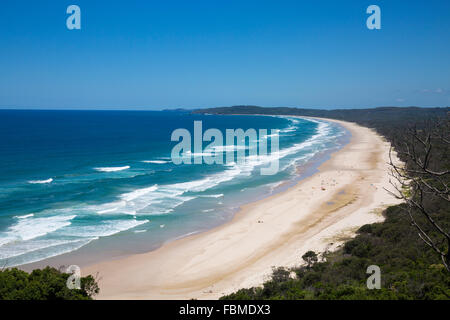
left=387, top=117, right=450, bottom=271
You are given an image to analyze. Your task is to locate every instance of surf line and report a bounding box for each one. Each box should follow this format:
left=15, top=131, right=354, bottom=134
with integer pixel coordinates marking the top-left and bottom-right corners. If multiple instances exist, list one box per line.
left=170, top=120, right=280, bottom=175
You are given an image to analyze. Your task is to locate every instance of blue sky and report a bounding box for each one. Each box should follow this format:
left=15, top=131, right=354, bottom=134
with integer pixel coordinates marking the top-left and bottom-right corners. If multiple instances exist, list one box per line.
left=0, top=0, right=449, bottom=109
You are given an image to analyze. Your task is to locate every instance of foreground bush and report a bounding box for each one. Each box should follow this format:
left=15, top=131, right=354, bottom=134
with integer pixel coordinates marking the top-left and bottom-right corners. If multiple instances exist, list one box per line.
left=0, top=266, right=99, bottom=300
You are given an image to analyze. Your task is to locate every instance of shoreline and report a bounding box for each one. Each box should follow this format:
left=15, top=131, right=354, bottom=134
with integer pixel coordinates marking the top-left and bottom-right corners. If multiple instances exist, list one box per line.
left=19, top=115, right=344, bottom=272
left=82, top=117, right=402, bottom=299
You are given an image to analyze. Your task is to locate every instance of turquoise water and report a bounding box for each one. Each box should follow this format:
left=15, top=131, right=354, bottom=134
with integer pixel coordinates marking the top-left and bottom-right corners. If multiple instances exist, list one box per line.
left=0, top=110, right=347, bottom=267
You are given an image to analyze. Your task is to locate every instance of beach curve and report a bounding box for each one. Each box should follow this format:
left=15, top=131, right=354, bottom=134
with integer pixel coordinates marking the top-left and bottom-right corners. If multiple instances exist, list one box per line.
left=83, top=117, right=403, bottom=299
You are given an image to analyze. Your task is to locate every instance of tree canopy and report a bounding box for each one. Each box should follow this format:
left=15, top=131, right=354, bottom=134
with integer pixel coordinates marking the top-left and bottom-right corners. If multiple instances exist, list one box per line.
left=0, top=267, right=99, bottom=300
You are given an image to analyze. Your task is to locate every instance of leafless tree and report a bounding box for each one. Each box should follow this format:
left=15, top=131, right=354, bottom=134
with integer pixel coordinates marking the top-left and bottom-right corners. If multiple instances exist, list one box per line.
left=386, top=116, right=449, bottom=271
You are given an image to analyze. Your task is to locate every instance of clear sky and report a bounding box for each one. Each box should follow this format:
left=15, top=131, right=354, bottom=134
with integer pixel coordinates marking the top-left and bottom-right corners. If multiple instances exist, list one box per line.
left=0, top=0, right=449, bottom=110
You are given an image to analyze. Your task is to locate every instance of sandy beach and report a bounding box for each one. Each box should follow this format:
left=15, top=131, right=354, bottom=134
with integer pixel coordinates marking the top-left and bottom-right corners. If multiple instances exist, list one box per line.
left=83, top=117, right=403, bottom=299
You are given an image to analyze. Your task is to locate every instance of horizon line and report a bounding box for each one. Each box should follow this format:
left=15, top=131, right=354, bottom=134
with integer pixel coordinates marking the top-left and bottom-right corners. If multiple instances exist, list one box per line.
left=0, top=105, right=448, bottom=112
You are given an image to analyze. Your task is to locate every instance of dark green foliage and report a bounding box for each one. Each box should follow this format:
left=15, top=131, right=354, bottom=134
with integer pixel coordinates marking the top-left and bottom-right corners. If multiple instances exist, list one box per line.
left=0, top=266, right=99, bottom=300
left=302, top=251, right=318, bottom=268
left=271, top=267, right=291, bottom=282
left=193, top=106, right=448, bottom=135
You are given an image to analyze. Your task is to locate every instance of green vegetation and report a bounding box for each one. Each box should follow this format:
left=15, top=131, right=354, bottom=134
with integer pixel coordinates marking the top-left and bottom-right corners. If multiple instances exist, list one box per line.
left=0, top=267, right=99, bottom=300
left=302, top=251, right=318, bottom=268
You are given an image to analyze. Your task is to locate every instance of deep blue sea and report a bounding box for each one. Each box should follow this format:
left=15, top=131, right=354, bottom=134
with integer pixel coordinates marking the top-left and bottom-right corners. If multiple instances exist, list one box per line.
left=0, top=110, right=347, bottom=267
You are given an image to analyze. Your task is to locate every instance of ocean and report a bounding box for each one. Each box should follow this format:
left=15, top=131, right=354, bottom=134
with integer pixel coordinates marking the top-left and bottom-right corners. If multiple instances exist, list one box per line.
left=0, top=110, right=348, bottom=267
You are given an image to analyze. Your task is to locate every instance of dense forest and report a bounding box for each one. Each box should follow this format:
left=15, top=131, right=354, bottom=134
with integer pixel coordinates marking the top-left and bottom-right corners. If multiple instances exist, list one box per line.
left=193, top=106, right=449, bottom=140
left=193, top=106, right=450, bottom=300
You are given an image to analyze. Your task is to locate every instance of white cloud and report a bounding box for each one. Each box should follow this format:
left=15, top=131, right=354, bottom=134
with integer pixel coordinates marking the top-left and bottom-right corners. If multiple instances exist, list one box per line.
left=420, top=88, right=447, bottom=94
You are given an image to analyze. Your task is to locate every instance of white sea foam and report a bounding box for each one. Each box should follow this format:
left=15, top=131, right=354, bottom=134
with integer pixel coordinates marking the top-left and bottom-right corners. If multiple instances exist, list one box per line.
left=97, top=207, right=119, bottom=214
left=280, top=119, right=298, bottom=133
left=224, top=162, right=236, bottom=167
left=91, top=183, right=195, bottom=216
left=184, top=151, right=213, bottom=157
left=142, top=160, right=170, bottom=164
left=263, top=133, right=279, bottom=139
left=0, top=215, right=76, bottom=247
left=100, top=119, right=334, bottom=219
left=170, top=166, right=242, bottom=193
left=120, top=185, right=158, bottom=202
left=268, top=181, right=285, bottom=191
left=168, top=119, right=334, bottom=207
left=28, top=178, right=53, bottom=184
left=213, top=118, right=335, bottom=179
left=0, top=238, right=97, bottom=267
left=210, top=145, right=247, bottom=152
left=0, top=214, right=148, bottom=266
left=0, top=238, right=94, bottom=260
left=94, top=166, right=130, bottom=172
left=281, top=127, right=296, bottom=133
left=15, top=213, right=34, bottom=219
left=58, top=219, right=149, bottom=238
left=200, top=194, right=224, bottom=198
